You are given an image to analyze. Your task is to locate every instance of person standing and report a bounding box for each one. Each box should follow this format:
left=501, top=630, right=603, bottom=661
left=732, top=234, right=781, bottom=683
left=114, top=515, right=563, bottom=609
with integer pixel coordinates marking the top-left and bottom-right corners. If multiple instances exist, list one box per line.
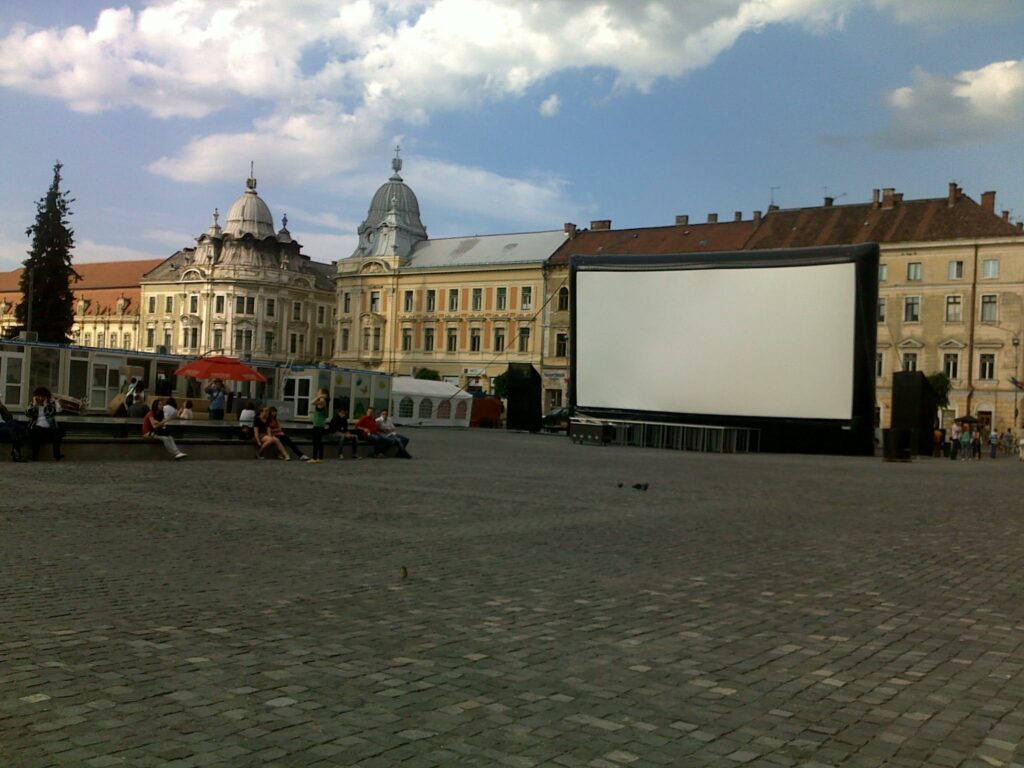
left=950, top=421, right=961, bottom=460
left=26, top=386, right=63, bottom=461
left=959, top=425, right=971, bottom=461
left=0, top=396, right=25, bottom=462
left=989, top=429, right=1000, bottom=459
left=309, top=388, right=329, bottom=464
left=206, top=378, right=226, bottom=421
left=143, top=400, right=187, bottom=460
left=971, top=428, right=982, bottom=460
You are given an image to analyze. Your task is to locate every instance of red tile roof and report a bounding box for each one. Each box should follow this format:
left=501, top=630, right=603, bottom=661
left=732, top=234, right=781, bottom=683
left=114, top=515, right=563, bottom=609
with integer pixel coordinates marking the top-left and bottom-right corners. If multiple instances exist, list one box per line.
left=548, top=220, right=759, bottom=265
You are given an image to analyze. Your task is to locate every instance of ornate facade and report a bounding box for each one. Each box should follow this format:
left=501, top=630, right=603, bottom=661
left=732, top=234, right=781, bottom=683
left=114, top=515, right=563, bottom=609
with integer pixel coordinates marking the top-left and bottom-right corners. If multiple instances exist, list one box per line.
left=138, top=175, right=336, bottom=362
left=333, top=151, right=569, bottom=392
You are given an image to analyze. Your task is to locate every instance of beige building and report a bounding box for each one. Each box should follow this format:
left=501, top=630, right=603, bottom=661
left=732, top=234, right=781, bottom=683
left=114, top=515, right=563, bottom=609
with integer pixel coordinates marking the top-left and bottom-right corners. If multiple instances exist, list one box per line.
left=333, top=153, right=569, bottom=392
left=138, top=175, right=336, bottom=362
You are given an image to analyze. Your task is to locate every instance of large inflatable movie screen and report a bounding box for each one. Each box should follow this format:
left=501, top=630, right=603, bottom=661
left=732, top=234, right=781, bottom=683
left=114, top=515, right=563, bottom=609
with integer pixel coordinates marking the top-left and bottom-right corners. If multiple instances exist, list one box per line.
left=570, top=245, right=878, bottom=452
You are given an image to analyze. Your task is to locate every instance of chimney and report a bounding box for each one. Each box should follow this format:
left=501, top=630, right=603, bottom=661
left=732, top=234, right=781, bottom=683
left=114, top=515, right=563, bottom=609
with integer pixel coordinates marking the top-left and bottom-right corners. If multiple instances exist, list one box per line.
left=981, top=191, right=996, bottom=215
left=768, top=204, right=779, bottom=212
left=894, top=193, right=903, bottom=204
left=881, top=188, right=895, bottom=210
left=733, top=211, right=741, bottom=222
left=675, top=214, right=689, bottom=226
left=753, top=210, right=762, bottom=222
left=948, top=182, right=959, bottom=207
left=563, top=222, right=577, bottom=237
left=707, top=213, right=718, bottom=223
left=824, top=196, right=834, bottom=207
left=590, top=219, right=611, bottom=231
left=872, top=189, right=880, bottom=208
left=1003, top=211, right=1010, bottom=222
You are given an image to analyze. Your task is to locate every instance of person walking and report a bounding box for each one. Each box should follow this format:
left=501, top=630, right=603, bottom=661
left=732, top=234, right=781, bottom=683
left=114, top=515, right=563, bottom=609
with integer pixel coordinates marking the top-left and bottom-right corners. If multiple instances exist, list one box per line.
left=26, top=386, right=64, bottom=461
left=309, top=388, right=329, bottom=463
left=205, top=378, right=226, bottom=421
left=143, top=400, right=186, bottom=460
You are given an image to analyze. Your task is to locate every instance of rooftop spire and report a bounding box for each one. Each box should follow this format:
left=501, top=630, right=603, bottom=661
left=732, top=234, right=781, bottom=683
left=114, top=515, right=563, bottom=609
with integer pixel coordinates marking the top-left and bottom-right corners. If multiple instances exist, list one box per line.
left=246, top=161, right=257, bottom=192
left=390, top=144, right=403, bottom=180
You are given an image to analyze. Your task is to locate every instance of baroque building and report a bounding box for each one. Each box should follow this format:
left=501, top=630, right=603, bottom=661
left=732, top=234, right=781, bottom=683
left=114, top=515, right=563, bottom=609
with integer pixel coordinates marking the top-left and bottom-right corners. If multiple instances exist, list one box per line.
left=139, top=174, right=336, bottom=362
left=333, top=151, right=569, bottom=393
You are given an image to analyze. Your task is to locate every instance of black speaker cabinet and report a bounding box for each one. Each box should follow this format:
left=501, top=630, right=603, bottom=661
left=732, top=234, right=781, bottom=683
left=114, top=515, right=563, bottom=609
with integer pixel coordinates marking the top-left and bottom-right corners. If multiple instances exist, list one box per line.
left=890, top=371, right=939, bottom=456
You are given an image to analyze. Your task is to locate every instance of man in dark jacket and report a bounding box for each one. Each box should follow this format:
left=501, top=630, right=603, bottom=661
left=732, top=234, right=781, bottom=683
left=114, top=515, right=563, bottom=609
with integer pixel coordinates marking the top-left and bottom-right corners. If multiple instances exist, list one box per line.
left=327, top=406, right=360, bottom=459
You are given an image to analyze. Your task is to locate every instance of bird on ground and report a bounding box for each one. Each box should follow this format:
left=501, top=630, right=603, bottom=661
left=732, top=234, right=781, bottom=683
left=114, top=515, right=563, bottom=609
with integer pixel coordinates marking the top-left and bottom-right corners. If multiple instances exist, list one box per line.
left=631, top=483, right=649, bottom=491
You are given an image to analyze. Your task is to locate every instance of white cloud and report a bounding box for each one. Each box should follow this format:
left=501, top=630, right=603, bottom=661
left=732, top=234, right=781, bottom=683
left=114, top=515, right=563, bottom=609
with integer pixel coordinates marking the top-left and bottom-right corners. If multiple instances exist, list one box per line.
left=881, top=59, right=1024, bottom=147
left=539, top=93, right=560, bottom=117
left=75, top=239, right=169, bottom=263
left=872, top=0, right=1019, bottom=26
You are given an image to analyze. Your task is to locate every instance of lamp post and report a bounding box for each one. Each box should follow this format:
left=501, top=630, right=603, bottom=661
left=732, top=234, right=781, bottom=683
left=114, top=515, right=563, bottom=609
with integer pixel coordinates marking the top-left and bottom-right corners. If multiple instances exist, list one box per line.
left=1014, top=336, right=1021, bottom=429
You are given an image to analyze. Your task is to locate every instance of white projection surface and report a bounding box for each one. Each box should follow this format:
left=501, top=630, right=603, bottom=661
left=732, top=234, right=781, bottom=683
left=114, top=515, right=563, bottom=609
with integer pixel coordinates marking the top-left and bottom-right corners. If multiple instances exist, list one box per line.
left=575, top=262, right=857, bottom=420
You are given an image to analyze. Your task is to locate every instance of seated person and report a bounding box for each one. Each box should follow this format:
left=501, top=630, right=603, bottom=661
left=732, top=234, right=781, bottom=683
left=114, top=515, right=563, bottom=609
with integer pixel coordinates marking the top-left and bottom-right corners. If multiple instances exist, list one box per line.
left=375, top=408, right=412, bottom=458
left=267, top=406, right=309, bottom=461
left=238, top=401, right=257, bottom=441
left=327, top=406, right=360, bottom=459
left=142, top=399, right=186, bottom=460
left=0, top=396, right=25, bottom=462
left=127, top=390, right=151, bottom=418
left=354, top=407, right=387, bottom=457
left=253, top=406, right=288, bottom=460
left=26, top=386, right=64, bottom=461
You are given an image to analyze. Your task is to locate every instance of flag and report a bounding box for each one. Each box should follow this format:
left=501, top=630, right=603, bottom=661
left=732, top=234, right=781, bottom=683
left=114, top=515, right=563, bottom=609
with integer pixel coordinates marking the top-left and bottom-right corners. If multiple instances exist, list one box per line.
left=1012, top=376, right=1024, bottom=391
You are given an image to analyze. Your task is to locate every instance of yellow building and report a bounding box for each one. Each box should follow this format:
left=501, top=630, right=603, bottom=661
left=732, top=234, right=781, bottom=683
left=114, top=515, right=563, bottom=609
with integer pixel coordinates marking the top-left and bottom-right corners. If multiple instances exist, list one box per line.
left=333, top=153, right=569, bottom=392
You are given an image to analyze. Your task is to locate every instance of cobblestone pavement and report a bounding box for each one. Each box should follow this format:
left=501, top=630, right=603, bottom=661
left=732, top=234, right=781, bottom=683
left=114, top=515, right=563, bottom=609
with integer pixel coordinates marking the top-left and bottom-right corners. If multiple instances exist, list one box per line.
left=3, top=431, right=1024, bottom=767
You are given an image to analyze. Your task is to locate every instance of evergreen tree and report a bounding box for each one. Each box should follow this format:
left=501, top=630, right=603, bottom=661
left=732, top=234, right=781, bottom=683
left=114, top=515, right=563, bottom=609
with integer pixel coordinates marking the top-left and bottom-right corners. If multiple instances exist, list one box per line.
left=16, top=162, right=80, bottom=343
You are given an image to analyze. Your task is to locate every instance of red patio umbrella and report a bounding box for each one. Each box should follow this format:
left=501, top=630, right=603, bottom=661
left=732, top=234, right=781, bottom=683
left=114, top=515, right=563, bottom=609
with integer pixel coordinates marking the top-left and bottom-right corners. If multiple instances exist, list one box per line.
left=174, top=355, right=267, bottom=383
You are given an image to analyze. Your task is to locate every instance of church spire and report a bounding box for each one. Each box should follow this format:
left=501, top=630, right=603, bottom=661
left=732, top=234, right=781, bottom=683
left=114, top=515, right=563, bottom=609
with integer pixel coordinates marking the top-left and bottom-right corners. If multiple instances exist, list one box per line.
left=390, top=144, right=403, bottom=181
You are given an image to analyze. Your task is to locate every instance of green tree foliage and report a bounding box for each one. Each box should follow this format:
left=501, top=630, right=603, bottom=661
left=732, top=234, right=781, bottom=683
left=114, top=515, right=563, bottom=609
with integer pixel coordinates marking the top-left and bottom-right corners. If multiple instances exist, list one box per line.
left=927, top=371, right=951, bottom=409
left=491, top=371, right=508, bottom=399
left=414, top=367, right=441, bottom=381
left=16, top=162, right=80, bottom=343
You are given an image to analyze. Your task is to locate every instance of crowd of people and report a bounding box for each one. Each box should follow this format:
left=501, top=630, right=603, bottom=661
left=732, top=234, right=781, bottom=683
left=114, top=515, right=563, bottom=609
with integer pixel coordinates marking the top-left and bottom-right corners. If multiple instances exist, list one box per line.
left=0, top=382, right=412, bottom=462
left=943, top=422, right=1022, bottom=461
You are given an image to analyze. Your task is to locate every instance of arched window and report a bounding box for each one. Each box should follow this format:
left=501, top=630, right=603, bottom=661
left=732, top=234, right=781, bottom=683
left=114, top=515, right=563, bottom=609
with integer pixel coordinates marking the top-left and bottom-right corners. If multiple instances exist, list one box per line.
left=557, top=286, right=569, bottom=312
left=437, top=399, right=452, bottom=419
left=123, top=334, right=131, bottom=349
left=110, top=333, right=118, bottom=348
left=455, top=400, right=468, bottom=419
left=418, top=398, right=433, bottom=418
left=399, top=396, right=414, bottom=418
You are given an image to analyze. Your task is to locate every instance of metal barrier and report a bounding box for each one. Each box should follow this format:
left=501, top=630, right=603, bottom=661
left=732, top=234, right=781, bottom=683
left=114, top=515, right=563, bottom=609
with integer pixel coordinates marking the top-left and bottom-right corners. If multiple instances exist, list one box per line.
left=572, top=417, right=759, bottom=454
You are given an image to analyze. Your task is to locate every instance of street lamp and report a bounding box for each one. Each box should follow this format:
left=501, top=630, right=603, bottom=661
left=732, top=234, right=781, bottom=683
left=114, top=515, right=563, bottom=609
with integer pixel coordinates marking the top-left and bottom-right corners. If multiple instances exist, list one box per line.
left=1014, top=336, right=1021, bottom=429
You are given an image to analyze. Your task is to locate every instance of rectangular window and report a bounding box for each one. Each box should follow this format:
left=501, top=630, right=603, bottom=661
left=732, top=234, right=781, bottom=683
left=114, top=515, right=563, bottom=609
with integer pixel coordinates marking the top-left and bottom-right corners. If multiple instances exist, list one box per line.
left=470, top=328, right=481, bottom=352
left=878, top=264, right=888, bottom=282
left=264, top=331, right=274, bottom=354
left=189, top=295, right=198, bottom=313
left=424, top=327, right=435, bottom=352
left=556, top=333, right=568, bottom=358
left=235, top=296, right=245, bottom=314
left=343, top=293, right=351, bottom=313
left=945, top=295, right=962, bottom=322
left=903, top=296, right=920, bottom=322
left=426, top=290, right=436, bottom=312
left=981, top=294, right=998, bottom=322
left=943, top=353, right=959, bottom=380
left=146, top=328, right=155, bottom=348
left=979, top=353, right=996, bottom=380
left=447, top=327, right=458, bottom=352
left=907, top=262, right=922, bottom=281
left=472, top=288, right=482, bottom=311
left=292, top=301, right=302, bottom=321
left=496, top=287, right=507, bottom=310
left=518, top=326, right=530, bottom=353
left=317, top=305, right=326, bottom=325
left=370, top=291, right=380, bottom=313
left=372, top=328, right=381, bottom=352
left=877, top=298, right=886, bottom=323
left=948, top=261, right=964, bottom=280
left=875, top=352, right=884, bottom=378
left=341, top=328, right=350, bottom=351
left=404, top=290, right=414, bottom=312
left=983, top=259, right=1000, bottom=279
left=165, top=296, right=173, bottom=313
left=148, top=296, right=156, bottom=313
left=97, top=332, right=105, bottom=347
left=316, top=337, right=324, bottom=357
left=234, top=329, right=253, bottom=352
left=521, top=286, right=533, bottom=310
left=215, top=295, right=225, bottom=314
left=164, top=331, right=172, bottom=349
left=290, top=333, right=298, bottom=354
left=189, top=327, right=198, bottom=349
left=213, top=329, right=223, bottom=350
left=448, top=289, right=459, bottom=312
left=362, top=328, right=370, bottom=351
left=902, top=352, right=918, bottom=372
left=266, top=298, right=275, bottom=317
left=402, top=328, right=412, bottom=351
left=494, top=327, right=505, bottom=351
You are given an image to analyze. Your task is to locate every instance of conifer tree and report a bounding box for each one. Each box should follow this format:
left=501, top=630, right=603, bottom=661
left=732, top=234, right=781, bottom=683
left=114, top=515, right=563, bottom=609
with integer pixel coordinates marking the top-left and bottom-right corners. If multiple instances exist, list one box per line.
left=17, top=162, right=80, bottom=342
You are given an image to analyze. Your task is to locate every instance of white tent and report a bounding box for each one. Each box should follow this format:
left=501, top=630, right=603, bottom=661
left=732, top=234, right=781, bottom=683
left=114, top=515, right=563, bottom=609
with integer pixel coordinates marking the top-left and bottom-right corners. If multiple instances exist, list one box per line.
left=390, top=377, right=473, bottom=427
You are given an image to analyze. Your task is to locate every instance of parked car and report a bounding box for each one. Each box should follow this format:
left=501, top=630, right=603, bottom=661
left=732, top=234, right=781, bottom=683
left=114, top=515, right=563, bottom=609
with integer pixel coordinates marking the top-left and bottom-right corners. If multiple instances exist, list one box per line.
left=541, top=406, right=570, bottom=433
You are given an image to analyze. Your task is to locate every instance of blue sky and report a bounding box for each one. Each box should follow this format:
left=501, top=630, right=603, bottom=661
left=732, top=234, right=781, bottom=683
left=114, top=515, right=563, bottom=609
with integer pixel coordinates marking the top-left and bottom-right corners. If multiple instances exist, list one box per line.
left=0, top=1, right=1022, bottom=271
